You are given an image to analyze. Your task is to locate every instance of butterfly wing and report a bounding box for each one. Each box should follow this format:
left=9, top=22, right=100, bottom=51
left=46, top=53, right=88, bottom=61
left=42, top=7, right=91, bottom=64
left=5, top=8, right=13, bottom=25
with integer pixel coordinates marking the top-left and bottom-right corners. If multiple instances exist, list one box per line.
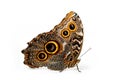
left=22, top=11, right=83, bottom=71
left=54, top=11, right=84, bottom=68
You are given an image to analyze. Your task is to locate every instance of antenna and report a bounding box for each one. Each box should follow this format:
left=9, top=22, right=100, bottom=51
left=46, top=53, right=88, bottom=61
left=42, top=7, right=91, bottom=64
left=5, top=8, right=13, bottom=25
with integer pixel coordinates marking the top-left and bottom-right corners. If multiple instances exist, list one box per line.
left=80, top=48, right=92, bottom=57
left=76, top=48, right=92, bottom=72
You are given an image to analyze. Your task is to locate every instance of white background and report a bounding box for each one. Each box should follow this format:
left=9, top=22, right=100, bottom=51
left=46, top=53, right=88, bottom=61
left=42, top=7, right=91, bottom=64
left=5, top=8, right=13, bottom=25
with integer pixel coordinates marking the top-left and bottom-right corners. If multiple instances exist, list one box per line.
left=0, top=0, right=120, bottom=80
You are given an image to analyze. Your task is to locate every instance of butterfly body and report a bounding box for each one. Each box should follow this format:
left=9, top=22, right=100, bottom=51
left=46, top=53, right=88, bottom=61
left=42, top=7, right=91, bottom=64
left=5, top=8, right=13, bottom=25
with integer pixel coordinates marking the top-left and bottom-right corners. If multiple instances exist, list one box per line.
left=22, top=11, right=84, bottom=71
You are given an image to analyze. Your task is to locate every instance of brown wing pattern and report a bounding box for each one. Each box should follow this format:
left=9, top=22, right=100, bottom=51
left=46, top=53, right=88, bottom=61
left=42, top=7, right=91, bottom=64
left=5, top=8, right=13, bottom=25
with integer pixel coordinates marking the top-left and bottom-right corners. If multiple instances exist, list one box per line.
left=22, top=11, right=83, bottom=71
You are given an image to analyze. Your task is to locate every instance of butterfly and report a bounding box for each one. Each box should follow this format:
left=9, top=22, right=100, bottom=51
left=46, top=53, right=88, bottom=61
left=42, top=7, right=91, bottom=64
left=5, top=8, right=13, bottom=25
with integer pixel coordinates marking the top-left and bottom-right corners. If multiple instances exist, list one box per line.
left=21, top=11, right=84, bottom=71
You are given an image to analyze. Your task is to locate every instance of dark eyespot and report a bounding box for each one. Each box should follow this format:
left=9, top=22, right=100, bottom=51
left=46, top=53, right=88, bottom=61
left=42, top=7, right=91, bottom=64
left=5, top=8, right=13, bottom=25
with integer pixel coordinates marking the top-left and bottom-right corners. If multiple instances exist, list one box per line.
left=63, top=30, right=68, bottom=36
left=61, top=29, right=70, bottom=38
left=68, top=22, right=77, bottom=31
left=46, top=43, right=56, bottom=52
left=38, top=53, right=45, bottom=59
left=45, top=41, right=59, bottom=54
left=37, top=52, right=47, bottom=60
left=69, top=24, right=75, bottom=30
